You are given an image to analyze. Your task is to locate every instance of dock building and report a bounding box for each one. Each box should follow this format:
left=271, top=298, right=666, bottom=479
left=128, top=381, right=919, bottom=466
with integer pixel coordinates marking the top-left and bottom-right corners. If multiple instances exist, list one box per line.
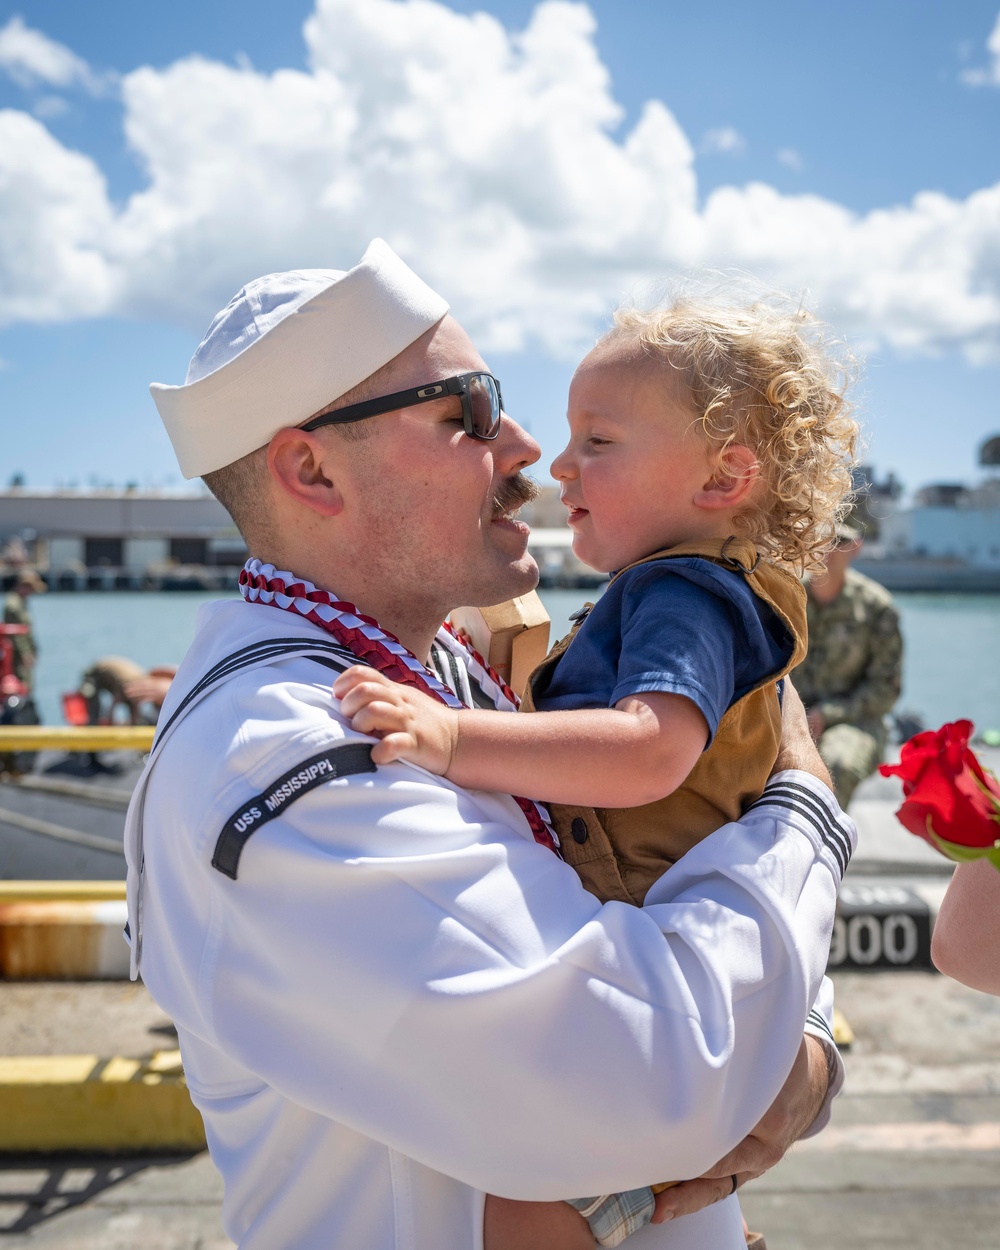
left=0, top=485, right=601, bottom=590
left=858, top=437, right=1000, bottom=591
left=5, top=443, right=1000, bottom=594
left=0, top=489, right=247, bottom=589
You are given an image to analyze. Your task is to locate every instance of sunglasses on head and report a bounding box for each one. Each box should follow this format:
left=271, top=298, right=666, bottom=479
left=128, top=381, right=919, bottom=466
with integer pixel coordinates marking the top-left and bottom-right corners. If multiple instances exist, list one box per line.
left=301, top=371, right=503, bottom=441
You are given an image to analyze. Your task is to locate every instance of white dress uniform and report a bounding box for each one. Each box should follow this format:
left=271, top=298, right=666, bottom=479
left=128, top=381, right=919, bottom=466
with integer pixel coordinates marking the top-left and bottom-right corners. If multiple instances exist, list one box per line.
left=126, top=597, right=852, bottom=1250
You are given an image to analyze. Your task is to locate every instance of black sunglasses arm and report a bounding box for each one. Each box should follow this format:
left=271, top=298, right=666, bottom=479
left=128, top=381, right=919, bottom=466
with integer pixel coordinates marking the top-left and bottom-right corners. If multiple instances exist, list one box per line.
left=301, top=375, right=473, bottom=431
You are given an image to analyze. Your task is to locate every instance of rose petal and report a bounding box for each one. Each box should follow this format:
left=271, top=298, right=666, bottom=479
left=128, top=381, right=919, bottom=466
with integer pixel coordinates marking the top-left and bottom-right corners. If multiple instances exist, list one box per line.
left=889, top=720, right=1000, bottom=851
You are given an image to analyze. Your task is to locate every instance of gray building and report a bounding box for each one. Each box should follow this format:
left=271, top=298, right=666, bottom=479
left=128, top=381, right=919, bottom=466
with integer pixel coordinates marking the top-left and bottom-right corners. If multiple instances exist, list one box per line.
left=880, top=479, right=1000, bottom=568
left=0, top=484, right=602, bottom=590
left=0, top=489, right=246, bottom=587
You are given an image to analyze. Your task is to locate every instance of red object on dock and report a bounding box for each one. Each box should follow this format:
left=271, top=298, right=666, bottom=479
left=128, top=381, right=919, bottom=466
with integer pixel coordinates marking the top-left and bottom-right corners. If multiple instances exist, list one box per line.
left=0, top=623, right=29, bottom=700
left=61, top=692, right=90, bottom=726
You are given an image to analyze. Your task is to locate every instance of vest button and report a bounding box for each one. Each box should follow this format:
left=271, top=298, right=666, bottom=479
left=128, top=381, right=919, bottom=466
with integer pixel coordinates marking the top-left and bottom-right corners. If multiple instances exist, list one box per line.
left=571, top=818, right=589, bottom=844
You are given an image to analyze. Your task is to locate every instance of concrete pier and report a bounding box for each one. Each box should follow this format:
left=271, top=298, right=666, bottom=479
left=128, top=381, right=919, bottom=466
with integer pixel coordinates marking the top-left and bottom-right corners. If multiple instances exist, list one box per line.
left=1, top=754, right=998, bottom=1245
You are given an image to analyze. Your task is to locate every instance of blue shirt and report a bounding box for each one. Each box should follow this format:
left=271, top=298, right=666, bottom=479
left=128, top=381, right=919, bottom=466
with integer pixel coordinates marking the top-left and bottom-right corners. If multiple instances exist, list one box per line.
left=533, top=557, right=794, bottom=744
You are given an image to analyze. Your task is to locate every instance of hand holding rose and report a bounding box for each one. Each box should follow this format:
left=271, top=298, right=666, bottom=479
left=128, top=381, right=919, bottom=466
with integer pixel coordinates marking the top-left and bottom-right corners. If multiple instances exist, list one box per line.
left=882, top=720, right=1000, bottom=995
left=880, top=720, right=1000, bottom=871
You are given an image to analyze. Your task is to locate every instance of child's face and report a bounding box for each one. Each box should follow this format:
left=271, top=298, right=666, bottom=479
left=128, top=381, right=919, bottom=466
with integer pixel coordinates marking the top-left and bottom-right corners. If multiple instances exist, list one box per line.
left=552, top=347, right=720, bottom=573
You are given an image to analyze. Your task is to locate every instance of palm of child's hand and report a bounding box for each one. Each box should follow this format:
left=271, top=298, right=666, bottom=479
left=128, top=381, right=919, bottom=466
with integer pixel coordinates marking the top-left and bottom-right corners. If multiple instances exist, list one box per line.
left=331, top=666, right=458, bottom=774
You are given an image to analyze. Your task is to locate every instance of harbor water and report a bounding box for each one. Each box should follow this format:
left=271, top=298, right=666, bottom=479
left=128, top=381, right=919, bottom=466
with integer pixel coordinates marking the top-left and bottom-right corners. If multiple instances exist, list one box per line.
left=26, top=588, right=1000, bottom=738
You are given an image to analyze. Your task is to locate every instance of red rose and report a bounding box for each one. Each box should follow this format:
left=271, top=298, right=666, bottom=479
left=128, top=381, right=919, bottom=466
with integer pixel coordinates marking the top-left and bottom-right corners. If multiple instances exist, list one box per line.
left=880, top=721, right=1000, bottom=864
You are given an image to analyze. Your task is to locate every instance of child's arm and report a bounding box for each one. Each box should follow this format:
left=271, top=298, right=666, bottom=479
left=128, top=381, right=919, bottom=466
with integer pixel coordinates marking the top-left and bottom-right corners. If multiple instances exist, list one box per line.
left=484, top=1196, right=594, bottom=1250
left=333, top=666, right=708, bottom=808
left=931, top=859, right=1000, bottom=996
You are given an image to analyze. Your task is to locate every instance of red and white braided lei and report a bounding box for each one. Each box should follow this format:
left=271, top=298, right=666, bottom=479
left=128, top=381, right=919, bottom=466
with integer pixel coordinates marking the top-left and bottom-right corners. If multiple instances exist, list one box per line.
left=239, top=559, right=558, bottom=853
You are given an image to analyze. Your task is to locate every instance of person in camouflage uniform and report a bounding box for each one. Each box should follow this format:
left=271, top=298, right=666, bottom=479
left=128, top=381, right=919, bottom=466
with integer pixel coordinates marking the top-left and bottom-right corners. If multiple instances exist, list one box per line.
left=2, top=569, right=45, bottom=690
left=793, top=525, right=902, bottom=806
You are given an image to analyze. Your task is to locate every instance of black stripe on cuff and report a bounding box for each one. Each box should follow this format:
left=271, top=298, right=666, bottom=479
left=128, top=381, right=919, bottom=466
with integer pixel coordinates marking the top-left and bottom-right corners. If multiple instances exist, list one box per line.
left=750, top=799, right=848, bottom=877
left=748, top=788, right=851, bottom=877
left=806, top=1008, right=836, bottom=1047
left=765, top=781, right=854, bottom=870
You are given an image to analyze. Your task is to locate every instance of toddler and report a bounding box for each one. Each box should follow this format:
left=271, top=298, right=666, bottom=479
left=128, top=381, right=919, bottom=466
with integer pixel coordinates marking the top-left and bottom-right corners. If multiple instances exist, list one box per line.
left=335, top=290, right=858, bottom=1247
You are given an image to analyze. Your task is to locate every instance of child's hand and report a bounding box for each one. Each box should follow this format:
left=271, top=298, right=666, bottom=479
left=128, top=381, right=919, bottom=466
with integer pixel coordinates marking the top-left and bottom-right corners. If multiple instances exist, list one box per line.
left=332, top=666, right=460, bottom=773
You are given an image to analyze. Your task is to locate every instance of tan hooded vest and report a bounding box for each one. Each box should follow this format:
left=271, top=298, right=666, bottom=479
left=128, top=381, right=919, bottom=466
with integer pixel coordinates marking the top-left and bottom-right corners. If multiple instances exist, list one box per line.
left=520, top=536, right=807, bottom=906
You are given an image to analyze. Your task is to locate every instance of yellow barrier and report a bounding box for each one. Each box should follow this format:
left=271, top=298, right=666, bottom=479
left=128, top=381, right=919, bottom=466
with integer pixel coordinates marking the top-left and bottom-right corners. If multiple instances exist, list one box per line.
left=0, top=880, right=126, bottom=902
left=0, top=725, right=155, bottom=751
left=0, top=1050, right=207, bottom=1152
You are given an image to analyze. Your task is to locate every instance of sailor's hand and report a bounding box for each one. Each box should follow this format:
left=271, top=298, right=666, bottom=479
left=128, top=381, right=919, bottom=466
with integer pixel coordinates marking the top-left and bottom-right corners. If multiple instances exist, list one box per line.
left=332, top=666, right=459, bottom=773
left=651, top=1035, right=830, bottom=1223
left=773, top=679, right=832, bottom=789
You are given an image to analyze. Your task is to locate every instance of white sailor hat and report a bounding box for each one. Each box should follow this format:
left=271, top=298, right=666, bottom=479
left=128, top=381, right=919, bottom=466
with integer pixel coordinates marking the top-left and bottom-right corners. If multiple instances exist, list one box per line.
left=150, top=239, right=450, bottom=478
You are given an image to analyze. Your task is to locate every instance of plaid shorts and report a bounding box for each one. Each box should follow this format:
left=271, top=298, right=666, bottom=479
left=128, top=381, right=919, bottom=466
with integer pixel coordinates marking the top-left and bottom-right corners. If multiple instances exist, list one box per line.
left=566, top=1186, right=656, bottom=1248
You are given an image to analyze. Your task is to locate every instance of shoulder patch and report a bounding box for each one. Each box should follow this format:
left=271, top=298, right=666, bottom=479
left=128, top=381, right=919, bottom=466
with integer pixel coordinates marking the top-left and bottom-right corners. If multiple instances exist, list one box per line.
left=212, top=742, right=377, bottom=879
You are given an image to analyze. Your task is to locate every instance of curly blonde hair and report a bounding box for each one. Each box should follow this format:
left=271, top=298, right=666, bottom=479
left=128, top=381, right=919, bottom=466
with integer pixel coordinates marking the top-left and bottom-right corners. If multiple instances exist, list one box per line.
left=602, top=290, right=859, bottom=573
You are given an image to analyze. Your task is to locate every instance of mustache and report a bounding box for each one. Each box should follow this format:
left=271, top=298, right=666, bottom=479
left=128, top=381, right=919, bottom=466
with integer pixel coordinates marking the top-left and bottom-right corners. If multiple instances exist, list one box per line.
left=492, top=473, right=540, bottom=519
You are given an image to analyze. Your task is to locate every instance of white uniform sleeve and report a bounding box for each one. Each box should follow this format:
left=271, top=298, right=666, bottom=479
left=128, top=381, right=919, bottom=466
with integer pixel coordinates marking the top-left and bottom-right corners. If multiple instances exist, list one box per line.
left=141, top=686, right=854, bottom=1204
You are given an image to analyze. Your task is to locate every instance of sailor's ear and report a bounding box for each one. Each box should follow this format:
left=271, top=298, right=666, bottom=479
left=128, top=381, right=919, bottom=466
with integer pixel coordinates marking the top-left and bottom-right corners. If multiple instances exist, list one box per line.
left=267, top=428, right=345, bottom=518
left=694, top=444, right=759, bottom=511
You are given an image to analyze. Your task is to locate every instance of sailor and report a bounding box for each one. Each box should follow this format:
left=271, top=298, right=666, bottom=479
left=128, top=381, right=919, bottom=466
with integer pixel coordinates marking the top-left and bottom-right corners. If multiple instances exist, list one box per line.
left=74, top=656, right=177, bottom=725
left=794, top=522, right=904, bottom=806
left=127, top=240, right=855, bottom=1250
left=2, top=568, right=45, bottom=691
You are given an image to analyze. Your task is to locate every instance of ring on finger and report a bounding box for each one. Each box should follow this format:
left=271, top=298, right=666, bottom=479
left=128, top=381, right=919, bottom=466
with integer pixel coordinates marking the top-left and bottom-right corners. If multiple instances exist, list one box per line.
left=729, top=1174, right=739, bottom=1195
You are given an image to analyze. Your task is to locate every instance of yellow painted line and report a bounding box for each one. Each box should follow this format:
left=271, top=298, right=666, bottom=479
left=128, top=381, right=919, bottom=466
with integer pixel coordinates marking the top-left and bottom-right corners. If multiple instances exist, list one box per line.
left=6, top=1054, right=100, bottom=1083
left=0, top=725, right=154, bottom=751
left=0, top=880, right=125, bottom=902
left=0, top=1051, right=206, bottom=1152
left=797, top=1122, right=1000, bottom=1152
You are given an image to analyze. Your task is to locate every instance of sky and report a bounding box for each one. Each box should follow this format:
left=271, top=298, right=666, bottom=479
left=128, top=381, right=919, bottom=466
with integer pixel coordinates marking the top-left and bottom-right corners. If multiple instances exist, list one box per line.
left=0, top=0, right=999, bottom=498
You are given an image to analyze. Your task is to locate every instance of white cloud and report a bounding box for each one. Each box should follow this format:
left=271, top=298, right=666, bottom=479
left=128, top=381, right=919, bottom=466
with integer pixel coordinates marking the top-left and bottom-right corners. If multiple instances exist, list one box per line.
left=0, top=0, right=998, bottom=364
left=701, top=127, right=746, bottom=156
left=960, top=11, right=1000, bottom=85
left=0, top=16, right=109, bottom=94
left=777, top=147, right=802, bottom=170
left=32, top=95, right=69, bottom=119
left=0, top=110, right=117, bottom=323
